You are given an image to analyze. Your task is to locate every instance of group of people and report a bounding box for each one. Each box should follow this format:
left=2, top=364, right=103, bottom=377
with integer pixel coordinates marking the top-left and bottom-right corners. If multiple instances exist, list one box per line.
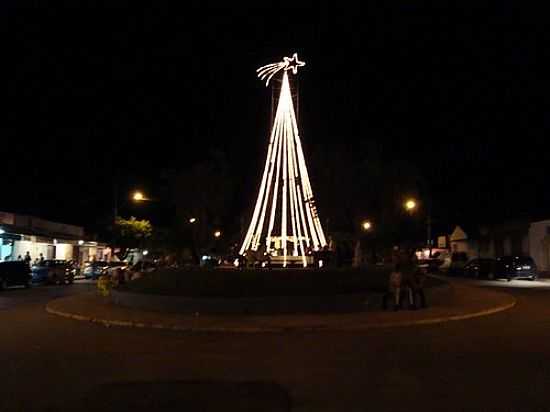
left=382, top=249, right=427, bottom=311
left=3, top=251, right=45, bottom=266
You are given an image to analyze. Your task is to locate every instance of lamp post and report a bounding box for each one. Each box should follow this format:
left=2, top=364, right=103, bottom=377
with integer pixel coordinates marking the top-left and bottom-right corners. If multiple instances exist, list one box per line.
left=355, top=220, right=374, bottom=267
left=404, top=199, right=417, bottom=213
left=362, top=220, right=372, bottom=232
left=132, top=191, right=145, bottom=202
left=403, top=197, right=433, bottom=255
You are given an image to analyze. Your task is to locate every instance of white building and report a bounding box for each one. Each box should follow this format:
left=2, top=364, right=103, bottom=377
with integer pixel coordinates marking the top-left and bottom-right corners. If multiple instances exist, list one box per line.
left=0, top=211, right=110, bottom=264
left=529, top=220, right=550, bottom=274
left=445, top=220, right=550, bottom=274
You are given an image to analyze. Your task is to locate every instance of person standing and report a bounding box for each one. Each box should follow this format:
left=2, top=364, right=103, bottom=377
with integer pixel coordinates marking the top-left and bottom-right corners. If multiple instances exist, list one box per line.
left=382, top=264, right=403, bottom=311
left=24, top=251, right=32, bottom=265
left=410, top=267, right=427, bottom=309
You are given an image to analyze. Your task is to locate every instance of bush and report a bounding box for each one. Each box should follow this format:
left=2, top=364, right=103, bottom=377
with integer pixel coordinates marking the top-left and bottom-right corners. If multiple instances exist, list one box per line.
left=121, top=267, right=398, bottom=298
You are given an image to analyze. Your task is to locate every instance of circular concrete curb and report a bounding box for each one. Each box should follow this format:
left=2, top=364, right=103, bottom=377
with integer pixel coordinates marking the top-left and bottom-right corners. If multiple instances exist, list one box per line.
left=109, top=277, right=450, bottom=315
left=45, top=293, right=516, bottom=333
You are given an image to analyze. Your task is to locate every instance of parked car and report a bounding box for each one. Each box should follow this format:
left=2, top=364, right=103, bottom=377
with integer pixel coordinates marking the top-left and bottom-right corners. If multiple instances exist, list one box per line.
left=0, top=261, right=32, bottom=290
left=31, top=260, right=74, bottom=284
left=462, top=258, right=497, bottom=279
left=494, top=256, right=538, bottom=281
left=82, top=261, right=110, bottom=280
left=417, top=253, right=446, bottom=273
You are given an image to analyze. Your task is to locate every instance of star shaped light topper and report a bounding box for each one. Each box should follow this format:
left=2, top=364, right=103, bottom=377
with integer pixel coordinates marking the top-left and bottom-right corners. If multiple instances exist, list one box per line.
left=256, top=53, right=306, bottom=86
left=283, top=53, right=306, bottom=74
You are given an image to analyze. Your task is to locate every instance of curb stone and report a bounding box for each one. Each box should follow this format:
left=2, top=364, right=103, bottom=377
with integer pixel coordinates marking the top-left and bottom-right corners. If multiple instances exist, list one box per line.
left=45, top=294, right=516, bottom=333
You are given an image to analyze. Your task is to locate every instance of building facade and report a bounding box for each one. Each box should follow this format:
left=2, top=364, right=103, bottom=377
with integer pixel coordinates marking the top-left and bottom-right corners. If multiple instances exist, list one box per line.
left=446, top=220, right=550, bottom=274
left=0, top=211, right=110, bottom=264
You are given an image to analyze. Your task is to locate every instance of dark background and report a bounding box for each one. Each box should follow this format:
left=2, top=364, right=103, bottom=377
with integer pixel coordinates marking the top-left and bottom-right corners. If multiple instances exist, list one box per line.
left=2, top=4, right=548, bottom=236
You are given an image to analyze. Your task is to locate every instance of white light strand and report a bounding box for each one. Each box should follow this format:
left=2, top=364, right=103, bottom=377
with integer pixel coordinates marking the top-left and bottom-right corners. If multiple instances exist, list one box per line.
left=256, top=53, right=306, bottom=86
left=288, top=127, right=300, bottom=257
left=239, top=101, right=281, bottom=254
left=289, top=97, right=327, bottom=249
left=265, top=117, right=283, bottom=251
left=287, top=110, right=308, bottom=266
left=281, top=102, right=288, bottom=267
left=240, top=56, right=327, bottom=265
left=251, top=97, right=285, bottom=251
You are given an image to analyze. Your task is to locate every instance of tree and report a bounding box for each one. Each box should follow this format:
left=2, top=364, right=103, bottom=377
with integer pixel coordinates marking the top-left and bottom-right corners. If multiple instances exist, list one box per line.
left=310, top=140, right=428, bottom=257
left=172, top=150, right=236, bottom=261
left=111, top=216, right=153, bottom=260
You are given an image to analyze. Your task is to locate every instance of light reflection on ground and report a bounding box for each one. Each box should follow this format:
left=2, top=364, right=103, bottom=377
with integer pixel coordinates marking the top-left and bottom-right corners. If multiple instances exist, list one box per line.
left=459, top=277, right=550, bottom=289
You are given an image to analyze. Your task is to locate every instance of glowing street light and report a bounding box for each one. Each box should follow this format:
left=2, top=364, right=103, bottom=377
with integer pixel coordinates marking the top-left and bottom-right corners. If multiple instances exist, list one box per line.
left=142, top=249, right=149, bottom=256
left=405, top=199, right=417, bottom=212
left=214, top=230, right=222, bottom=238
left=189, top=217, right=197, bottom=224
left=362, top=220, right=372, bottom=231
left=132, top=191, right=145, bottom=202
left=78, top=240, right=84, bottom=246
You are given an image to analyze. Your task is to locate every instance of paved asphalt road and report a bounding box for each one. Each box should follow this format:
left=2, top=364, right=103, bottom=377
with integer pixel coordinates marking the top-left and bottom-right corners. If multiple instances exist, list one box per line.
left=2, top=279, right=550, bottom=412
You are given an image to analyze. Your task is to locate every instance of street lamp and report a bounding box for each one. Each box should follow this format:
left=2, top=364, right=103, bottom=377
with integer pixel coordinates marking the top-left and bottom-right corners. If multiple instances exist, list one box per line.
left=189, top=217, right=197, bottom=224
left=362, top=220, right=372, bottom=232
left=132, top=191, right=145, bottom=202
left=214, top=230, right=222, bottom=238
left=403, top=197, right=434, bottom=253
left=405, top=199, right=417, bottom=212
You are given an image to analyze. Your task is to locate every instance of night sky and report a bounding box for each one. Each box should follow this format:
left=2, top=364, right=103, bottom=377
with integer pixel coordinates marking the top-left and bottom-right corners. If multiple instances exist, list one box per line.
left=2, top=4, right=549, bottom=234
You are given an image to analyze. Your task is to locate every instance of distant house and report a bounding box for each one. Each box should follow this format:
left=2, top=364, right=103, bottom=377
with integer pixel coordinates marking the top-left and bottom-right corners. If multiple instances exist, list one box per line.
left=529, top=219, right=550, bottom=274
left=449, top=225, right=479, bottom=257
left=443, top=219, right=550, bottom=274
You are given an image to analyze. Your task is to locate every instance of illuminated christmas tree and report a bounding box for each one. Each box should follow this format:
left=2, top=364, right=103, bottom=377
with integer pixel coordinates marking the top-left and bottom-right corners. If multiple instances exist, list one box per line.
left=240, top=53, right=327, bottom=267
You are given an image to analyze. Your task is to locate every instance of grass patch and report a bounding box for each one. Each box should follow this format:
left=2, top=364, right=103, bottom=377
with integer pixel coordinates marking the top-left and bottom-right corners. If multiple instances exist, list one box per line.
left=121, top=268, right=446, bottom=298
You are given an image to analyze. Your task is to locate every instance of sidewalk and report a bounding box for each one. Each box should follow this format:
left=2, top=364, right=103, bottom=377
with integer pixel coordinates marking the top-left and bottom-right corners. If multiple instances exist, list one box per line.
left=46, top=282, right=516, bottom=333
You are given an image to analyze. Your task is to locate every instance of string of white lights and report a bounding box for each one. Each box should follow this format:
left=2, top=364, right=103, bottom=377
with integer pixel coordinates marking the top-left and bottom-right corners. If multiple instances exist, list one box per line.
left=251, top=113, right=282, bottom=251
left=281, top=101, right=288, bottom=266
left=287, top=105, right=307, bottom=265
left=239, top=103, right=280, bottom=255
left=286, top=107, right=299, bottom=257
left=240, top=54, right=327, bottom=265
left=290, top=101, right=327, bottom=249
left=265, top=115, right=284, bottom=252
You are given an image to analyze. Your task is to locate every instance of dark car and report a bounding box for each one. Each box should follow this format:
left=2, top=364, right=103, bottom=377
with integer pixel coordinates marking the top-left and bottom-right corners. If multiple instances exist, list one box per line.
left=31, top=260, right=75, bottom=284
left=494, top=256, right=538, bottom=281
left=0, top=261, right=32, bottom=290
left=448, top=252, right=469, bottom=276
left=462, top=258, right=497, bottom=279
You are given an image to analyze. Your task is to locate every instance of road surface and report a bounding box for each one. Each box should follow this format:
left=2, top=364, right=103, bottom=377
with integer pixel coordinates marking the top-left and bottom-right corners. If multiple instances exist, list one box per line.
left=1, top=278, right=549, bottom=411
